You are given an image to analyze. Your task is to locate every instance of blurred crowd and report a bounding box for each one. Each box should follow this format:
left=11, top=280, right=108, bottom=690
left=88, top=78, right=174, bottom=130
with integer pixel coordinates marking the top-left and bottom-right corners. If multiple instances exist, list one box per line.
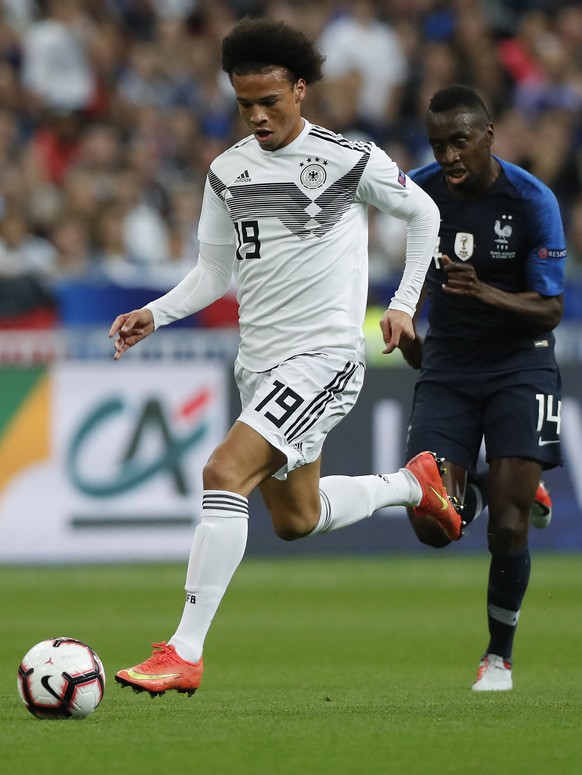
left=0, top=0, right=582, bottom=327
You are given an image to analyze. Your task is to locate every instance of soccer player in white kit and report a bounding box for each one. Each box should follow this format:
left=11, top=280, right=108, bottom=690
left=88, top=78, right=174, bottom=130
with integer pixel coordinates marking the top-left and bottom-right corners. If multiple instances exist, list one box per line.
left=110, top=17, right=463, bottom=697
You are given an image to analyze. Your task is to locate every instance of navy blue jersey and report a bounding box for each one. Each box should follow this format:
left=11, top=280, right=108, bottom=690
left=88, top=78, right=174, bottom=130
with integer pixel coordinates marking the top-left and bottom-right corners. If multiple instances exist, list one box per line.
left=409, top=157, right=566, bottom=372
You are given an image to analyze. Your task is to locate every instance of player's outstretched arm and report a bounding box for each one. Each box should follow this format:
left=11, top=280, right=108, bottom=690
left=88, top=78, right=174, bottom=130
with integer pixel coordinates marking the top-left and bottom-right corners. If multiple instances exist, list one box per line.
left=109, top=308, right=155, bottom=360
left=379, top=308, right=415, bottom=355
left=395, top=285, right=426, bottom=369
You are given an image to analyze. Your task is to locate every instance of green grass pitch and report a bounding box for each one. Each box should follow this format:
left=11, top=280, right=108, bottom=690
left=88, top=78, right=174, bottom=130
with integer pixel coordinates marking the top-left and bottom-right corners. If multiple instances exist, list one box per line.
left=2, top=554, right=582, bottom=775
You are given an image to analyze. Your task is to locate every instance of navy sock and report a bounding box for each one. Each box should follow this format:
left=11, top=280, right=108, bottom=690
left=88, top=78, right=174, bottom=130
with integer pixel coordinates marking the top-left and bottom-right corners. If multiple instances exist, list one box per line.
left=462, top=469, right=489, bottom=526
left=486, top=546, right=531, bottom=661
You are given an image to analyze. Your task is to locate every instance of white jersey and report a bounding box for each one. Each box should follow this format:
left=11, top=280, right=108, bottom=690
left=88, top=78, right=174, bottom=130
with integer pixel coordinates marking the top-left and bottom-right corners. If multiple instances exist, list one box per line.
left=150, top=119, right=439, bottom=372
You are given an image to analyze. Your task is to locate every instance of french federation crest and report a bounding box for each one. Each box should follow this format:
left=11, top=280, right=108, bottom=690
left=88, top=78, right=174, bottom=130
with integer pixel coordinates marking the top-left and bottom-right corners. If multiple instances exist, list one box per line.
left=454, top=232, right=474, bottom=261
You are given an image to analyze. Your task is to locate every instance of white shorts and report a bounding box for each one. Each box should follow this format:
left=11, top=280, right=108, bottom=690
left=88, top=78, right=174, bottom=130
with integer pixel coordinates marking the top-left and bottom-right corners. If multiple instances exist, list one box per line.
left=235, top=352, right=365, bottom=479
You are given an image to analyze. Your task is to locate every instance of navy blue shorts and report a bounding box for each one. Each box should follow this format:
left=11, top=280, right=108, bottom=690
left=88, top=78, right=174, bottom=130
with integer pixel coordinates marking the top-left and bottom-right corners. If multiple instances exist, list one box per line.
left=405, top=367, right=562, bottom=475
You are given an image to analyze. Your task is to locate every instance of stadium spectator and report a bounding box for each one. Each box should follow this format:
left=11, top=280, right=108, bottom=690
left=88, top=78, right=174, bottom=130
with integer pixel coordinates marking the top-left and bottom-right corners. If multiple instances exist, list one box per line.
left=20, top=0, right=97, bottom=113
left=90, top=201, right=132, bottom=279
left=565, top=193, right=582, bottom=273
left=317, top=0, right=407, bottom=142
left=165, top=179, right=201, bottom=264
left=496, top=10, right=550, bottom=86
left=0, top=210, right=57, bottom=327
left=157, top=106, right=205, bottom=182
left=75, top=121, right=124, bottom=181
left=117, top=40, right=173, bottom=112
left=0, top=209, right=56, bottom=277
left=513, top=29, right=582, bottom=118
left=112, top=165, right=170, bottom=267
left=27, top=109, right=85, bottom=186
left=521, top=110, right=582, bottom=222
left=48, top=211, right=93, bottom=277
left=0, top=108, right=20, bottom=184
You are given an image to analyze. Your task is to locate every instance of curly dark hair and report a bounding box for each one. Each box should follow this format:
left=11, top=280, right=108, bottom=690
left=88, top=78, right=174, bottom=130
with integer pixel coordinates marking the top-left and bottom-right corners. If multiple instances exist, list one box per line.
left=221, top=17, right=325, bottom=85
left=427, top=84, right=491, bottom=125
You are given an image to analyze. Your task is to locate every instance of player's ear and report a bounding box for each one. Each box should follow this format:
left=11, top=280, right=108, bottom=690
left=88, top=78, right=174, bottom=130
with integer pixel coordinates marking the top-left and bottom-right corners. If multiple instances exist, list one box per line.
left=485, top=122, right=494, bottom=147
left=294, top=79, right=307, bottom=103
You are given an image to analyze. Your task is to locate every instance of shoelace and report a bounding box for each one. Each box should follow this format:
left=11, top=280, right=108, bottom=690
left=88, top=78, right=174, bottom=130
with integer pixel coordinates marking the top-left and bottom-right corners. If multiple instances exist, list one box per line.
left=147, top=641, right=179, bottom=666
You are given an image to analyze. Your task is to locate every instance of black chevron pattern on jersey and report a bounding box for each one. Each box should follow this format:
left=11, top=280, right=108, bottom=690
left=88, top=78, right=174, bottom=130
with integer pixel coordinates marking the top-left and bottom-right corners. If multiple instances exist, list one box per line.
left=310, top=154, right=369, bottom=238
left=285, top=361, right=359, bottom=442
left=228, top=182, right=314, bottom=238
left=208, top=169, right=227, bottom=200
left=221, top=153, right=370, bottom=241
left=308, top=124, right=373, bottom=154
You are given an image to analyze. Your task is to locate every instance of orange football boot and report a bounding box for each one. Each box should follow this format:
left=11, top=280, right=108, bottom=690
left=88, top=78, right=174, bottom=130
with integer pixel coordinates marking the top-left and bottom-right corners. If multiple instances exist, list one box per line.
left=531, top=481, right=552, bottom=529
left=405, top=451, right=464, bottom=541
left=115, top=642, right=203, bottom=697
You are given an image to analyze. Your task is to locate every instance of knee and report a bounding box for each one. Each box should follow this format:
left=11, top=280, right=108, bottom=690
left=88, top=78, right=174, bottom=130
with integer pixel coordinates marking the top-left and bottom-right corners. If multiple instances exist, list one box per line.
left=271, top=508, right=319, bottom=542
left=275, top=523, right=308, bottom=541
left=488, top=521, right=527, bottom=555
left=487, top=504, right=529, bottom=554
left=203, top=454, right=237, bottom=491
left=407, top=509, right=451, bottom=549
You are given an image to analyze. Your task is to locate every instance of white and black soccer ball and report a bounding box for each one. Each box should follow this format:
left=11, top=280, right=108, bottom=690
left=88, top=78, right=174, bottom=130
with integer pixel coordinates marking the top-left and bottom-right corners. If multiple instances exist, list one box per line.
left=17, top=637, right=105, bottom=719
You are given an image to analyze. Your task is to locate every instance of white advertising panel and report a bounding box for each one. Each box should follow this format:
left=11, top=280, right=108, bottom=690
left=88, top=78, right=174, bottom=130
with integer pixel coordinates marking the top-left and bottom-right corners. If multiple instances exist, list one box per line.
left=0, top=361, right=227, bottom=562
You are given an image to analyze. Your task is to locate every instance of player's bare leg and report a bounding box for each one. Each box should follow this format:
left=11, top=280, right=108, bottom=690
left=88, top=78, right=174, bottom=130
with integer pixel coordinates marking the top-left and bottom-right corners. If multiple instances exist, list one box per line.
left=116, top=423, right=283, bottom=696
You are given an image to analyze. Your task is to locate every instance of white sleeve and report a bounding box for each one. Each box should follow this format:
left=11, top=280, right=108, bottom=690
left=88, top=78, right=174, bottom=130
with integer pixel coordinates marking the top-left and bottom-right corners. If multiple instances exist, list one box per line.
left=357, top=145, right=440, bottom=317
left=387, top=180, right=440, bottom=316
left=145, top=242, right=235, bottom=328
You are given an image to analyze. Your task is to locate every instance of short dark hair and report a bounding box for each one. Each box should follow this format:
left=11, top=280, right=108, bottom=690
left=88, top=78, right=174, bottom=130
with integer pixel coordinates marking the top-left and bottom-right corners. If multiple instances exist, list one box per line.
left=427, top=84, right=491, bottom=125
left=221, top=17, right=325, bottom=85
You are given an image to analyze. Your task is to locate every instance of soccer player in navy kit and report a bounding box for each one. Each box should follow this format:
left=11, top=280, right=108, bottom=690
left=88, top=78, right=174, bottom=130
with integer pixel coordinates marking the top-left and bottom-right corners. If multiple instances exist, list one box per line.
left=108, top=18, right=463, bottom=697
left=401, top=85, right=566, bottom=691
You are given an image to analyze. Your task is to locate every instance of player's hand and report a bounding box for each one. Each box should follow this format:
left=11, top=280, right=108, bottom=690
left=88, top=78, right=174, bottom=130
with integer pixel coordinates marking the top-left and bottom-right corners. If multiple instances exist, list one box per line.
left=379, top=308, right=415, bottom=355
left=399, top=335, right=424, bottom=369
left=109, top=308, right=155, bottom=360
left=441, top=254, right=482, bottom=298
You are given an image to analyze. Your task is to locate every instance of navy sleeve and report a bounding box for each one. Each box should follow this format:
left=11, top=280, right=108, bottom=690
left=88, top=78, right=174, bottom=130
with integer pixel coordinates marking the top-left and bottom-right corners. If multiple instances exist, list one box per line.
left=525, top=189, right=566, bottom=295
left=502, top=161, right=566, bottom=296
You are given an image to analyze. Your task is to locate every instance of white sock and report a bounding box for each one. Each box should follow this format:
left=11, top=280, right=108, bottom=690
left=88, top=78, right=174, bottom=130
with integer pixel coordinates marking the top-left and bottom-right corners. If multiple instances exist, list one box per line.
left=312, top=472, right=422, bottom=534
left=169, top=490, right=248, bottom=663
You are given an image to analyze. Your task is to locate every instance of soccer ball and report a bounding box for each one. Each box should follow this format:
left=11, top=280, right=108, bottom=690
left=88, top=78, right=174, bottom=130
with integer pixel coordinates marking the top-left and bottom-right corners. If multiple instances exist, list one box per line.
left=17, top=637, right=105, bottom=719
